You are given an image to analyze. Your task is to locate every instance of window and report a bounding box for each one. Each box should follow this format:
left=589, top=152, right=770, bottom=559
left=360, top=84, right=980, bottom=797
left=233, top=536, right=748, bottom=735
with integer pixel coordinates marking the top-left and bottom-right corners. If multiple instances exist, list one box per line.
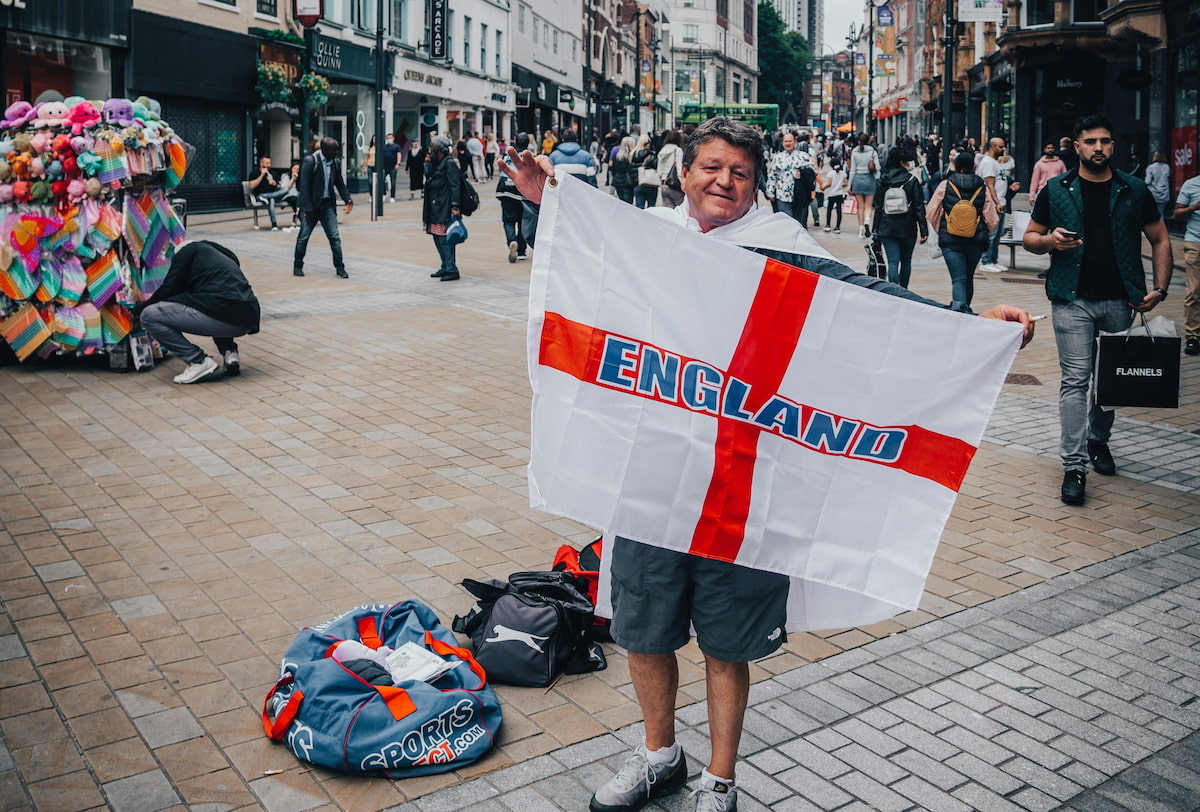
left=1072, top=0, right=1103, bottom=22
left=496, top=31, right=502, bottom=75
left=532, top=15, right=539, bottom=43
left=1025, top=0, right=1054, bottom=25
left=390, top=0, right=407, bottom=41
left=543, top=22, right=549, bottom=48
left=744, top=78, right=751, bottom=102
left=257, top=0, right=277, bottom=15
left=447, top=10, right=454, bottom=63
left=744, top=0, right=753, bottom=31
left=463, top=16, right=471, bottom=66
left=733, top=78, right=740, bottom=104
left=553, top=29, right=558, bottom=54
left=683, top=23, right=698, bottom=42
left=518, top=4, right=526, bottom=33
left=481, top=23, right=488, bottom=73
left=571, top=38, right=577, bottom=62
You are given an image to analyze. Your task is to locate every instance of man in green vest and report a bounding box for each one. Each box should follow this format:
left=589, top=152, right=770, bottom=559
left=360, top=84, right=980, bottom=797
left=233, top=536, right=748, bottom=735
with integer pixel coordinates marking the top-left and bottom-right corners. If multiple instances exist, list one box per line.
left=1023, top=114, right=1173, bottom=506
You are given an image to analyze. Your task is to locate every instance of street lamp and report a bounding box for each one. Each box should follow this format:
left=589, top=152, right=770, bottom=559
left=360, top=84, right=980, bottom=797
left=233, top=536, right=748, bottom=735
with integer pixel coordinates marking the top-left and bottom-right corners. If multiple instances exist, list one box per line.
left=847, top=23, right=858, bottom=133
left=941, top=0, right=958, bottom=151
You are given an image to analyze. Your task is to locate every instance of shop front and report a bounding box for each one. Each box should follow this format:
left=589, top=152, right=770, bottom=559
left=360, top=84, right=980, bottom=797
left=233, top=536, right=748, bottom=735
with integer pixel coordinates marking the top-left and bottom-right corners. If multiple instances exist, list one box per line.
left=2, top=0, right=129, bottom=105
left=512, top=65, right=580, bottom=140
left=129, top=11, right=258, bottom=212
left=253, top=33, right=306, bottom=172
left=309, top=33, right=379, bottom=194
left=392, top=56, right=514, bottom=149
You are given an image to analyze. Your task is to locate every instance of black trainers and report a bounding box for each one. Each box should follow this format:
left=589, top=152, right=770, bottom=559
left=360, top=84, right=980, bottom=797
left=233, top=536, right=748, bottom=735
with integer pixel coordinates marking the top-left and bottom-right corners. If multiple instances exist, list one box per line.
left=1186, top=337, right=1200, bottom=356
left=1087, top=440, right=1116, bottom=476
left=1061, top=470, right=1087, bottom=505
left=590, top=745, right=687, bottom=812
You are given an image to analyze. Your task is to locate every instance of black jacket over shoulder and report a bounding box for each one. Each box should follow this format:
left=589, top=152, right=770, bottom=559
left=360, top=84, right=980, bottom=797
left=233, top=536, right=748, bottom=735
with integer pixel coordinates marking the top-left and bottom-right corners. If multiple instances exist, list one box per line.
left=298, top=153, right=352, bottom=212
left=423, top=154, right=461, bottom=229
left=872, top=167, right=929, bottom=240
left=140, top=241, right=261, bottom=332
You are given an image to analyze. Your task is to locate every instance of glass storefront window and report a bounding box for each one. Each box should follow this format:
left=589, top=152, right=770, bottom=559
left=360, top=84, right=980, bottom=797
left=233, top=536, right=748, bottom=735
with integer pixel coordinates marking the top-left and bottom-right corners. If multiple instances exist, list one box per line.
left=1024, top=0, right=1054, bottom=26
left=5, top=32, right=110, bottom=104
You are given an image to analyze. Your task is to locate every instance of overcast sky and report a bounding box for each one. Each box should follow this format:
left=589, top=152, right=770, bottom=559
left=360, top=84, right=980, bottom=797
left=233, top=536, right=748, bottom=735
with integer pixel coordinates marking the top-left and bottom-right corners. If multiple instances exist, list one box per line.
left=821, top=4, right=864, bottom=55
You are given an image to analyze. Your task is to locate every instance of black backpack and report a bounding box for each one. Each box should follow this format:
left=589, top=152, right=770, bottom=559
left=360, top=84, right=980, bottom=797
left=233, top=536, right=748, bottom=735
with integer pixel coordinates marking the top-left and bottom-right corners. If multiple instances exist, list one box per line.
left=458, top=172, right=480, bottom=216
left=452, top=571, right=606, bottom=687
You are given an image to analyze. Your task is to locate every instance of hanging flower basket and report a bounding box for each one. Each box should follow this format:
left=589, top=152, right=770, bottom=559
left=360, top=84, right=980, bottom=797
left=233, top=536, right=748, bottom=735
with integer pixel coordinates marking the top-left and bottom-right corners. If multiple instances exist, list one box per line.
left=256, top=63, right=293, bottom=104
left=299, top=73, right=330, bottom=106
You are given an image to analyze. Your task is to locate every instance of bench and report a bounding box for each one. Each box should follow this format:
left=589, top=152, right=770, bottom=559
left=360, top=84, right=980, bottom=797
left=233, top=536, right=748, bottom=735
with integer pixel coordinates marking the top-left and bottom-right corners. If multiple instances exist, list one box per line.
left=998, top=211, right=1032, bottom=269
left=241, top=181, right=269, bottom=230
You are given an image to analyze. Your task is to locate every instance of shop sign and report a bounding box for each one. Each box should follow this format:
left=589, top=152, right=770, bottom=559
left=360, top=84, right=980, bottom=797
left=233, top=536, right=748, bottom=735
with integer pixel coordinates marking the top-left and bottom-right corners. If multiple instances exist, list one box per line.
left=294, top=0, right=322, bottom=27
left=491, top=92, right=507, bottom=103
left=2, top=0, right=130, bottom=45
left=311, top=35, right=374, bottom=83
left=876, top=5, right=893, bottom=27
left=261, top=41, right=303, bottom=85
left=1172, top=126, right=1197, bottom=194
left=430, top=0, right=447, bottom=60
left=260, top=100, right=301, bottom=117
left=403, top=69, right=444, bottom=87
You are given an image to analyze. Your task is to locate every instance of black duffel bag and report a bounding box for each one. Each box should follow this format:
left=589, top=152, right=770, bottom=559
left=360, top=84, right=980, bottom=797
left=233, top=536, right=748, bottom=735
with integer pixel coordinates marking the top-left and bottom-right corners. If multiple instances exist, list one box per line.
left=452, top=571, right=607, bottom=687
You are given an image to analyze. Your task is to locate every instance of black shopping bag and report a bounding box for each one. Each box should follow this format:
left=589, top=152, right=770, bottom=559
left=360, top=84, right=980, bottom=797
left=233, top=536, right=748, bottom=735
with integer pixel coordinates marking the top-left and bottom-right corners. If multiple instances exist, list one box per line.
left=1094, top=333, right=1180, bottom=408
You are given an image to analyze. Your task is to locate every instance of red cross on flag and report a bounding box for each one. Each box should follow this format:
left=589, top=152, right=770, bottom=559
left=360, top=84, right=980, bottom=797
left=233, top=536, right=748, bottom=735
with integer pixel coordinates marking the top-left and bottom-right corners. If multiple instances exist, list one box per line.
left=528, top=178, right=1022, bottom=631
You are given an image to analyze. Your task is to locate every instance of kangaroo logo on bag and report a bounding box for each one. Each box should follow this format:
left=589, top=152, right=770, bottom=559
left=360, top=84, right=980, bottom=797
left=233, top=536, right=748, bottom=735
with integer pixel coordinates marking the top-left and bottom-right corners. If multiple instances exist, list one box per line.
left=261, top=600, right=502, bottom=778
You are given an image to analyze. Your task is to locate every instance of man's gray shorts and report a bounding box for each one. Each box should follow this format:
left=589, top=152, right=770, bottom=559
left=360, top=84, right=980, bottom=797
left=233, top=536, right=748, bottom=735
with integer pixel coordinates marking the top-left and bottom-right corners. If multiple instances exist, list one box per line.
left=609, top=535, right=789, bottom=663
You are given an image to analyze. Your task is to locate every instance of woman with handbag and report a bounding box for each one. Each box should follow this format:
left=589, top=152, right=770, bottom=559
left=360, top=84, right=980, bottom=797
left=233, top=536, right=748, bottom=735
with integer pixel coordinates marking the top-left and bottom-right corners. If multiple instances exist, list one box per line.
left=871, top=146, right=928, bottom=289
left=848, top=135, right=880, bottom=238
left=610, top=136, right=638, bottom=205
left=632, top=135, right=660, bottom=209
left=423, top=135, right=464, bottom=282
left=657, top=129, right=685, bottom=208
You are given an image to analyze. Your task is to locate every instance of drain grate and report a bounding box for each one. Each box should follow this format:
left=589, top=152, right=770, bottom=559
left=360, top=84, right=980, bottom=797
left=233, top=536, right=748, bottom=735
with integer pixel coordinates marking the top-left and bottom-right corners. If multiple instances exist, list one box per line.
left=1001, top=277, right=1046, bottom=285
left=1005, top=373, right=1042, bottom=386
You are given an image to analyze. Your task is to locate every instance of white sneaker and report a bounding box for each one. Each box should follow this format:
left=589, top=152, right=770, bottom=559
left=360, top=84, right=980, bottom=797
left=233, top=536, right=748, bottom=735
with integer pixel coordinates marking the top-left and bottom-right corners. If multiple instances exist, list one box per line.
left=223, top=350, right=240, bottom=376
left=271, top=226, right=280, bottom=231
left=980, top=263, right=1005, bottom=273
left=389, top=197, right=396, bottom=203
left=173, top=356, right=220, bottom=384
left=508, top=240, right=518, bottom=263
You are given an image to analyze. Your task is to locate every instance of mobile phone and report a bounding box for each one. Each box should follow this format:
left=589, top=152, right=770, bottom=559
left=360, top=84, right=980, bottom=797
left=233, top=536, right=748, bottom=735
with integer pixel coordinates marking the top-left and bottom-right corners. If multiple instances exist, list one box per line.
left=1060, top=230, right=1080, bottom=240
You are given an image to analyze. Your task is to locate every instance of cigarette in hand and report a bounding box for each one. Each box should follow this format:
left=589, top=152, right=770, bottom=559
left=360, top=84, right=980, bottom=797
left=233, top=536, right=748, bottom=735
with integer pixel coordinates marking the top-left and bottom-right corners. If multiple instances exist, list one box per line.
left=1030, top=315, right=1047, bottom=322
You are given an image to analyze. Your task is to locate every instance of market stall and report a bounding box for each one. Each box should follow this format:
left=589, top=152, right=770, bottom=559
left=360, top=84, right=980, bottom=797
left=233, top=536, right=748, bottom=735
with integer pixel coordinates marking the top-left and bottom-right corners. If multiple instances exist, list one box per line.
left=0, top=95, right=191, bottom=368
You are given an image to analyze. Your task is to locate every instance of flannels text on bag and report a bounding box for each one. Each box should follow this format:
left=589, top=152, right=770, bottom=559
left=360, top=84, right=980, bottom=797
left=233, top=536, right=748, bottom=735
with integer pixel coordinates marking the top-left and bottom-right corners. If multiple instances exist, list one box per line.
left=453, top=571, right=607, bottom=687
left=262, top=601, right=502, bottom=777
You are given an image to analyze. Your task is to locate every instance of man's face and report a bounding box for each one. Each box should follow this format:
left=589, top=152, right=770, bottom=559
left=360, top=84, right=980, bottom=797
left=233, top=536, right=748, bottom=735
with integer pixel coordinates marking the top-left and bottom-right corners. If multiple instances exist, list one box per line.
left=260, top=157, right=272, bottom=170
left=990, top=139, right=1005, bottom=157
left=320, top=142, right=339, bottom=160
left=782, top=133, right=795, bottom=152
left=1043, top=143, right=1056, bottom=158
left=1075, top=128, right=1114, bottom=171
left=681, top=139, right=758, bottom=233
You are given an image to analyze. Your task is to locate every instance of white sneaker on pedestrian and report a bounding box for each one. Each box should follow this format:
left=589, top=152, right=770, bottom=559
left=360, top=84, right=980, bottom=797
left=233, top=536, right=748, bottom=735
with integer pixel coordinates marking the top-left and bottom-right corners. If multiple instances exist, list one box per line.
left=508, top=240, right=518, bottom=263
left=271, top=226, right=279, bottom=231
left=589, top=745, right=687, bottom=812
left=389, top=197, right=396, bottom=203
left=691, top=781, right=738, bottom=812
left=980, top=263, right=1005, bottom=273
left=173, top=356, right=220, bottom=384
left=223, top=350, right=240, bottom=376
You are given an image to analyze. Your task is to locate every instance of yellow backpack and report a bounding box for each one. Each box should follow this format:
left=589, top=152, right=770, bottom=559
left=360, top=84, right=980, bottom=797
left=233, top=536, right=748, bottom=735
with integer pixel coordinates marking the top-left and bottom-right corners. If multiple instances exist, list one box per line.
left=945, top=181, right=983, bottom=238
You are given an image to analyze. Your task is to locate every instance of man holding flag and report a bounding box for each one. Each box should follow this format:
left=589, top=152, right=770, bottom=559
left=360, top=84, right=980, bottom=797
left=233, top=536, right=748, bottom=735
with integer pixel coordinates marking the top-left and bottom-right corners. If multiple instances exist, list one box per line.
left=502, top=118, right=1033, bottom=812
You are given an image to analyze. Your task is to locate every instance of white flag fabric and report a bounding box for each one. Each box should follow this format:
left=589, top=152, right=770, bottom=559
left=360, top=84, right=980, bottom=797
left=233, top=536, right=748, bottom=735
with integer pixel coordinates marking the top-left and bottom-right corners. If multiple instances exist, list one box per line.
left=527, top=177, right=1022, bottom=631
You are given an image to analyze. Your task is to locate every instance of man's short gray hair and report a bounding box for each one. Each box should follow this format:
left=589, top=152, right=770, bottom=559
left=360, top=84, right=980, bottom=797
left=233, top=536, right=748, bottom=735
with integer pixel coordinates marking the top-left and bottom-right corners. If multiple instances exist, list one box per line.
left=681, top=117, right=765, bottom=183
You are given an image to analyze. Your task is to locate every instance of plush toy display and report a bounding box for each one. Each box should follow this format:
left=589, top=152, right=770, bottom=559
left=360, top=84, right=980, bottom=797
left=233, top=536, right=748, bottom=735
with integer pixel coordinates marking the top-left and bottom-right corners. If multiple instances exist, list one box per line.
left=1, top=93, right=191, bottom=363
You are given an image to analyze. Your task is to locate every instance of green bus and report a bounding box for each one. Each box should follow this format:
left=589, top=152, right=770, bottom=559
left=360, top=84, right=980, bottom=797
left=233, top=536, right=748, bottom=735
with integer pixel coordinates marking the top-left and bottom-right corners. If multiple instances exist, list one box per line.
left=678, top=103, right=779, bottom=131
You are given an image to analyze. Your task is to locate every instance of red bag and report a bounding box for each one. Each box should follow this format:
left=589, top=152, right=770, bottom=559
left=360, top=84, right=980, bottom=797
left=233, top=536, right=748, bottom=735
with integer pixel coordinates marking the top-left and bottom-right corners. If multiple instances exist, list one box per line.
left=552, top=537, right=611, bottom=641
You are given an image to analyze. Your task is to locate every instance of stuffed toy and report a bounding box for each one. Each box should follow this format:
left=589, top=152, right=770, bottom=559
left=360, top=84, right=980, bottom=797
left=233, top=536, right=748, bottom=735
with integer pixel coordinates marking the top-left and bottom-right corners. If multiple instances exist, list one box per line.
left=12, top=133, right=33, bottom=154
left=135, top=96, right=163, bottom=119
left=0, top=159, right=11, bottom=182
left=31, top=131, right=52, bottom=154
left=0, top=101, right=36, bottom=129
left=51, top=179, right=69, bottom=201
left=70, top=134, right=93, bottom=155
left=61, top=154, right=79, bottom=178
left=84, top=178, right=103, bottom=199
left=101, top=98, right=134, bottom=127
left=46, top=160, right=64, bottom=181
left=0, top=183, right=12, bottom=204
left=32, top=101, right=70, bottom=129
left=31, top=179, right=53, bottom=204
left=51, top=133, right=73, bottom=156
left=66, top=178, right=86, bottom=203
left=8, top=153, right=31, bottom=179
left=0, top=137, right=12, bottom=155
left=13, top=181, right=32, bottom=203
left=29, top=157, right=45, bottom=178
left=77, top=152, right=101, bottom=177
left=67, top=101, right=101, bottom=135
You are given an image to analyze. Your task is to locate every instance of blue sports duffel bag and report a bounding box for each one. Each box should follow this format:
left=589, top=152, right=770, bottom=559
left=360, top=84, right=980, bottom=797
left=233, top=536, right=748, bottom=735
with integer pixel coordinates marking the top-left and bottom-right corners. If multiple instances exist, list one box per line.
left=262, top=600, right=503, bottom=777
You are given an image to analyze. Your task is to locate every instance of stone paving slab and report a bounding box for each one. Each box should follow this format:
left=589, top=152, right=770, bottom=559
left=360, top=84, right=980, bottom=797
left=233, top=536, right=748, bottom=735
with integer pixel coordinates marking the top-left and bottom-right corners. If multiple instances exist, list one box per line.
left=0, top=190, right=1197, bottom=810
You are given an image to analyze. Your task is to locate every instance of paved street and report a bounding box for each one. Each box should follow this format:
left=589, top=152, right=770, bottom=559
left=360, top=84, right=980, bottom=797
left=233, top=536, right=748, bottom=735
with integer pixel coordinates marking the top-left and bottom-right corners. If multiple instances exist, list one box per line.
left=1, top=186, right=1198, bottom=812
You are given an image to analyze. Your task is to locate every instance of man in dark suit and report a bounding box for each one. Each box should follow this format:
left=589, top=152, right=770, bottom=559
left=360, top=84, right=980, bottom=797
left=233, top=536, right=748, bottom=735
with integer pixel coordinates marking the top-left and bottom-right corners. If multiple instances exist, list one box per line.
left=293, top=137, right=354, bottom=278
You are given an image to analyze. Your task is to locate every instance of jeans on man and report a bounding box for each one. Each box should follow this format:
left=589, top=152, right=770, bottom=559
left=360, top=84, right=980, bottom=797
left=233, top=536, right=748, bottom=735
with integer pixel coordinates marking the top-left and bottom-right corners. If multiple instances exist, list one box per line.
left=1051, top=299, right=1134, bottom=472
left=385, top=168, right=398, bottom=199
left=880, top=235, right=917, bottom=288
left=634, top=185, right=658, bottom=209
left=775, top=199, right=794, bottom=218
left=140, top=302, right=245, bottom=365
left=941, top=243, right=985, bottom=306
left=794, top=195, right=813, bottom=228
left=432, top=233, right=458, bottom=274
left=981, top=210, right=1006, bottom=265
left=521, top=201, right=540, bottom=250
left=293, top=202, right=345, bottom=274
left=258, top=188, right=290, bottom=228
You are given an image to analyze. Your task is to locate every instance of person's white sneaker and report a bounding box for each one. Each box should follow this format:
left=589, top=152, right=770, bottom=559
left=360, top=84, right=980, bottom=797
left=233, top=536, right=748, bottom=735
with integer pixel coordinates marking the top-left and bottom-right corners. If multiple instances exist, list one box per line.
left=389, top=197, right=396, bottom=203
left=271, top=226, right=280, bottom=231
left=980, top=262, right=1005, bottom=273
left=223, top=350, right=240, bottom=376
left=173, top=356, right=220, bottom=384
